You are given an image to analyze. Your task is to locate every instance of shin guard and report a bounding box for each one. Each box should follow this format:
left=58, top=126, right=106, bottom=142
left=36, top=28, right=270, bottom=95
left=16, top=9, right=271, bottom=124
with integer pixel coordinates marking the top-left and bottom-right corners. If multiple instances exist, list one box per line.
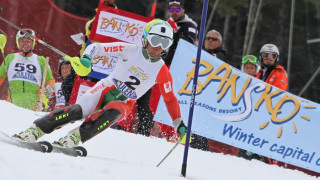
left=34, top=104, right=83, bottom=133
left=79, top=108, right=121, bottom=143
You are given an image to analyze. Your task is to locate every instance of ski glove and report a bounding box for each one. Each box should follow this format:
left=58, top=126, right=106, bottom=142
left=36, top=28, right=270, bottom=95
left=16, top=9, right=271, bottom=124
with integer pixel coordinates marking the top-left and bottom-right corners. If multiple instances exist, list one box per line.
left=0, top=29, right=7, bottom=53
left=65, top=54, right=92, bottom=76
left=173, top=118, right=191, bottom=143
left=44, top=85, right=55, bottom=99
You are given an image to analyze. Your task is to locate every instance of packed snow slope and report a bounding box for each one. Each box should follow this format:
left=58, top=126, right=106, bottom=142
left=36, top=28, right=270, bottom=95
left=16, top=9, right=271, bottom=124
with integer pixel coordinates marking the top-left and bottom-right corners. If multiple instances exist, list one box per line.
left=0, top=100, right=318, bottom=180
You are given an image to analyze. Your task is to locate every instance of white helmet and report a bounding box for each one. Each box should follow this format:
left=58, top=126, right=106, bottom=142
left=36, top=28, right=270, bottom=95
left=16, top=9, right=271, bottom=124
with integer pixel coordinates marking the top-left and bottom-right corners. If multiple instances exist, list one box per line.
left=259, top=44, right=280, bottom=65
left=143, top=19, right=173, bottom=51
left=16, top=28, right=36, bottom=52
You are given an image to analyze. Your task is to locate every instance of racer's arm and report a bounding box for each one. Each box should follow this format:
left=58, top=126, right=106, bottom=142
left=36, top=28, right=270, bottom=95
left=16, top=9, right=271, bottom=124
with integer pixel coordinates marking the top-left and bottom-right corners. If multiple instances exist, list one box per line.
left=83, top=42, right=132, bottom=59
left=156, top=65, right=181, bottom=121
left=156, top=65, right=188, bottom=139
left=67, top=42, right=133, bottom=76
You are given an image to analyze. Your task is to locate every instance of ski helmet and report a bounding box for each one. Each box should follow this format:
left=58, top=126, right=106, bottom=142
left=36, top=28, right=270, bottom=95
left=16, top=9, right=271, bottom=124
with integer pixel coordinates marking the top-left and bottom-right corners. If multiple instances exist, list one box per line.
left=143, top=19, right=173, bottom=51
left=241, top=55, right=260, bottom=73
left=259, top=44, right=280, bottom=66
left=58, top=57, right=71, bottom=77
left=16, top=28, right=36, bottom=52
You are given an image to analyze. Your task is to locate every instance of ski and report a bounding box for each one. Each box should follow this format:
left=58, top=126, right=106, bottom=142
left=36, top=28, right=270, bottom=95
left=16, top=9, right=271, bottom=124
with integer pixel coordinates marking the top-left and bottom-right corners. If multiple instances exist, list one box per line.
left=52, top=144, right=87, bottom=157
left=0, top=131, right=52, bottom=153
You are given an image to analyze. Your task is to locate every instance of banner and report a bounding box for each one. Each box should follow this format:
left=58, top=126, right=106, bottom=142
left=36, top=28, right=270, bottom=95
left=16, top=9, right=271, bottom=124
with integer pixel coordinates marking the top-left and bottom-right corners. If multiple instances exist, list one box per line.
left=154, top=39, right=320, bottom=173
left=89, top=5, right=153, bottom=45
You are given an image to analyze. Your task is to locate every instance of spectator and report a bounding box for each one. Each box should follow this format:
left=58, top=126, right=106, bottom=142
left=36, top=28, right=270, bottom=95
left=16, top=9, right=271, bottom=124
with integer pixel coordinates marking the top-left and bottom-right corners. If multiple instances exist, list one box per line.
left=0, top=28, right=55, bottom=111
left=238, top=55, right=263, bottom=161
left=204, top=29, right=231, bottom=64
left=256, top=44, right=288, bottom=165
left=191, top=30, right=235, bottom=152
left=60, top=64, right=77, bottom=106
left=256, top=44, right=288, bottom=91
left=79, top=0, right=117, bottom=56
left=240, top=54, right=260, bottom=77
left=164, top=0, right=197, bottom=66
left=54, top=57, right=74, bottom=110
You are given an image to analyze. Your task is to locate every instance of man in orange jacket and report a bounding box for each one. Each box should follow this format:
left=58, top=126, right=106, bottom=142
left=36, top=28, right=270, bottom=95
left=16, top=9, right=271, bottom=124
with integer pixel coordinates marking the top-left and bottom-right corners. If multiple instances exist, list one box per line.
left=256, top=44, right=288, bottom=91
left=256, top=44, right=288, bottom=165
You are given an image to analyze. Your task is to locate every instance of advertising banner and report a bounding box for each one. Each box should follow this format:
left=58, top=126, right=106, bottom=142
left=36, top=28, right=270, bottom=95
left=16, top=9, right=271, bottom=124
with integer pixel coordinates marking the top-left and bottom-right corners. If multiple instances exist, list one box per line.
left=154, top=39, right=320, bottom=173
left=89, top=5, right=152, bottom=45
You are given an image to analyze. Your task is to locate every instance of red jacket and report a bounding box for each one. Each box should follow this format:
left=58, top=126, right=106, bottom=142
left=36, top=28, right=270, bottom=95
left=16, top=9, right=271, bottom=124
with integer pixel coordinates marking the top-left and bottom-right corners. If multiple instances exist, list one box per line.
left=256, top=65, right=288, bottom=91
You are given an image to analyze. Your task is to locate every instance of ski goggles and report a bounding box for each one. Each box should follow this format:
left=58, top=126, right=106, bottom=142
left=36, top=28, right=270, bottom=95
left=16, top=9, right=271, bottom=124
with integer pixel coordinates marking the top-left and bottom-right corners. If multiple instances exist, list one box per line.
left=148, top=34, right=173, bottom=50
left=242, top=55, right=258, bottom=64
left=261, top=52, right=278, bottom=61
left=169, top=8, right=181, bottom=13
left=18, top=29, right=35, bottom=38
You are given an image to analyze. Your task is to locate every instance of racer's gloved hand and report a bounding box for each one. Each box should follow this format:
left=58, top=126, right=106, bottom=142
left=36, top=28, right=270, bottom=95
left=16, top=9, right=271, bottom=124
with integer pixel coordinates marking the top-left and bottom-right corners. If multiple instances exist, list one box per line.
left=44, top=85, right=55, bottom=98
left=0, top=29, right=7, bottom=53
left=173, top=118, right=191, bottom=144
left=65, top=54, right=92, bottom=76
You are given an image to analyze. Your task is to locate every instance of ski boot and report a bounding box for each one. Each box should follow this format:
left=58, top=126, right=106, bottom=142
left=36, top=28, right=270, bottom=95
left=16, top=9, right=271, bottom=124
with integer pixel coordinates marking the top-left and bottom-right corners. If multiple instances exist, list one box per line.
left=53, top=128, right=81, bottom=148
left=15, top=124, right=44, bottom=142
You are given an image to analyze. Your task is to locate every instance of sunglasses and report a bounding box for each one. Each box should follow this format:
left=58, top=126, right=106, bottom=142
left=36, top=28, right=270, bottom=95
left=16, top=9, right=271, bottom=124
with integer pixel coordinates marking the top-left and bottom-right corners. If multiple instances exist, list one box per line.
left=148, top=34, right=173, bottom=50
left=242, top=55, right=258, bottom=64
left=169, top=8, right=181, bottom=13
left=205, top=37, right=219, bottom=41
left=261, top=52, right=277, bottom=61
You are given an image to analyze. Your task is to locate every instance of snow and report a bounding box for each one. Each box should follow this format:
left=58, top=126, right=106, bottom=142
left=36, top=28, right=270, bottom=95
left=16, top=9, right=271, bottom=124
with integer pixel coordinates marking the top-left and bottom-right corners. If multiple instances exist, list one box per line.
left=0, top=100, right=318, bottom=180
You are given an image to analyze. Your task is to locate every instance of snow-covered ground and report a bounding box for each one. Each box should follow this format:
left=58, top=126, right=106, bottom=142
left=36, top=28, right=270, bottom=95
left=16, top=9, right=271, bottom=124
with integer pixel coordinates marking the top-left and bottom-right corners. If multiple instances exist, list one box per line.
left=0, top=100, right=318, bottom=180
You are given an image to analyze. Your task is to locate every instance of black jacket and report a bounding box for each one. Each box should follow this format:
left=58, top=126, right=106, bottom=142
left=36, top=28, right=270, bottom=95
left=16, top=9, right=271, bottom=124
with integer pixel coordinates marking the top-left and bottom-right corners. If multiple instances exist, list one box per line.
left=164, top=14, right=197, bottom=65
left=206, top=46, right=233, bottom=66
left=61, top=71, right=77, bottom=105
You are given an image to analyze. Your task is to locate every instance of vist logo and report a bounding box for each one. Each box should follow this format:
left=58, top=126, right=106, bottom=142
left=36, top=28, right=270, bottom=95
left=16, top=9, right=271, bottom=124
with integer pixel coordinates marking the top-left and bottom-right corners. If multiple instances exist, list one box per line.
left=104, top=45, right=124, bottom=53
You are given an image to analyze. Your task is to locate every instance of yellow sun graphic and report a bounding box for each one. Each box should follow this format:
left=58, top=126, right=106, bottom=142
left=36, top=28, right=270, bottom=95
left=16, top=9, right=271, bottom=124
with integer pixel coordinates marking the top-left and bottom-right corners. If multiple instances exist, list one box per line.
left=258, top=105, right=315, bottom=138
left=126, top=25, right=144, bottom=41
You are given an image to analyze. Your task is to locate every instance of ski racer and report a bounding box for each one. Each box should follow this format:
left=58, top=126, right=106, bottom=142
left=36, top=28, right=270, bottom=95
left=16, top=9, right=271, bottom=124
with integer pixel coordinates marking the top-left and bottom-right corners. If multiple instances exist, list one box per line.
left=16, top=19, right=188, bottom=148
left=0, top=28, right=55, bottom=110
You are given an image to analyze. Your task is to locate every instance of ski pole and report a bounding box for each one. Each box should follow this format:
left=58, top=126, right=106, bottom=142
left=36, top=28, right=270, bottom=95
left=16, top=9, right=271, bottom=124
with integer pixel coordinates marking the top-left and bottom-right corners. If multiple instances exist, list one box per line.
left=0, top=16, right=67, bottom=57
left=156, top=140, right=181, bottom=167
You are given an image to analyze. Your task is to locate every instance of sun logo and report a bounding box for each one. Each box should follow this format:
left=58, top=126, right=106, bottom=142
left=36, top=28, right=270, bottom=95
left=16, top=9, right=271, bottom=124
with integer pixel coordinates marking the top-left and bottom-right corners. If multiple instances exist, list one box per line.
left=258, top=99, right=315, bottom=138
left=126, top=24, right=144, bottom=41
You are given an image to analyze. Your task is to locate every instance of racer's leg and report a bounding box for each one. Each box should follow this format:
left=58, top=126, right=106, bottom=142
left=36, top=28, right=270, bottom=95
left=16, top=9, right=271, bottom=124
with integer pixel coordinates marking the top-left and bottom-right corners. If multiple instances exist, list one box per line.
left=17, top=79, right=112, bottom=142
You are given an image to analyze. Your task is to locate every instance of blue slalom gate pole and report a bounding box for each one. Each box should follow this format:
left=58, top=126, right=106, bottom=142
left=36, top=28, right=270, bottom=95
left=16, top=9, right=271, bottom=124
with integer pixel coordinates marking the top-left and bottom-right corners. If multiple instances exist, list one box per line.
left=181, top=0, right=209, bottom=177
